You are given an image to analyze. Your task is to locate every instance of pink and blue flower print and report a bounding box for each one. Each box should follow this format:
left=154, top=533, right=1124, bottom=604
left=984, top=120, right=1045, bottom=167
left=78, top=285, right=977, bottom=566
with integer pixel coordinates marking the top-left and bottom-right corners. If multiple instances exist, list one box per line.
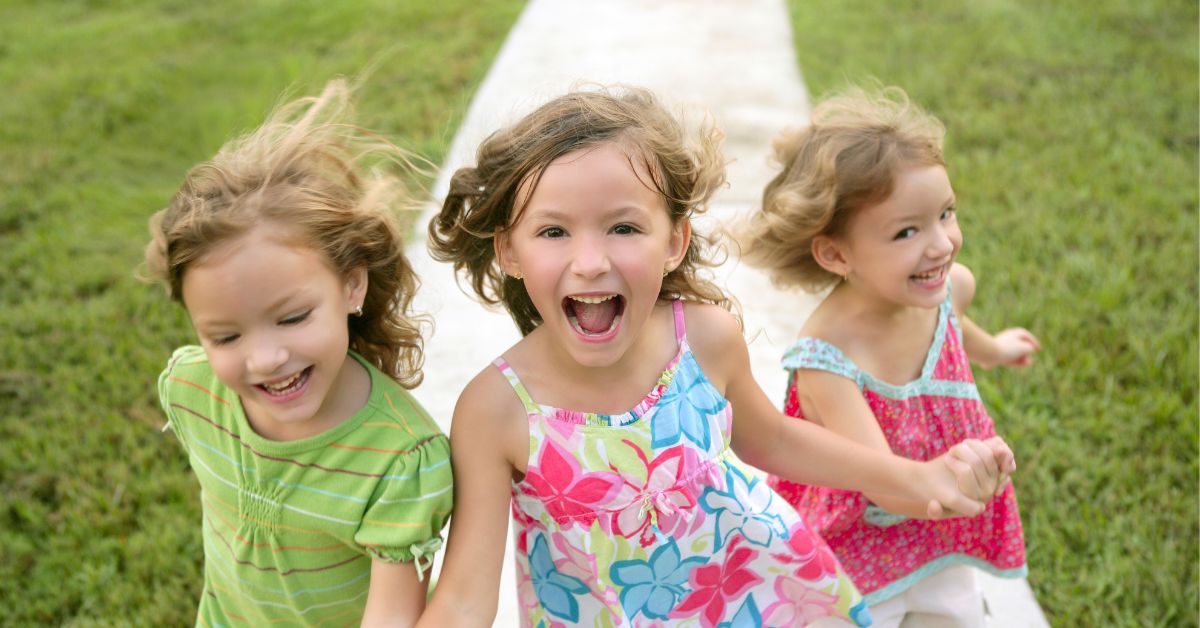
left=499, top=300, right=870, bottom=627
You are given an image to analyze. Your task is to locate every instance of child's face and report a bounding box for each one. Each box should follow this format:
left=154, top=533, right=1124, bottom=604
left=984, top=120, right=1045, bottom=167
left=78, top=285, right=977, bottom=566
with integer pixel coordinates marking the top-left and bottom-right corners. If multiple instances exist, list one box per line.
left=498, top=142, right=689, bottom=369
left=836, top=164, right=961, bottom=309
left=180, top=227, right=366, bottom=440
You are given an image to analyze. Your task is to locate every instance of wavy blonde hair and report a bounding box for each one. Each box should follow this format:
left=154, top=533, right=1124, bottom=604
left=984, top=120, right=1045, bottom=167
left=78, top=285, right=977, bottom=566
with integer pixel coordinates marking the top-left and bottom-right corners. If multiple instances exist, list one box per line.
left=143, top=79, right=429, bottom=387
left=739, top=85, right=947, bottom=291
left=429, top=85, right=731, bottom=336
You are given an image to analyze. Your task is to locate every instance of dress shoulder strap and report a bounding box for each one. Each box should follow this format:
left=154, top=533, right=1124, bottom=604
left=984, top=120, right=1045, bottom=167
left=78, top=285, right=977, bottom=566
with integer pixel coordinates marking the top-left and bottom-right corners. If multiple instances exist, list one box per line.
left=491, top=357, right=542, bottom=415
left=781, top=337, right=862, bottom=384
left=671, top=298, right=687, bottom=347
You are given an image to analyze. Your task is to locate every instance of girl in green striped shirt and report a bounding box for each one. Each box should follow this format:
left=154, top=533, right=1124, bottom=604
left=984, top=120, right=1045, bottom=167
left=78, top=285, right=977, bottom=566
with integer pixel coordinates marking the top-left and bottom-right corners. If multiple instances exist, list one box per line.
left=144, top=79, right=452, bottom=627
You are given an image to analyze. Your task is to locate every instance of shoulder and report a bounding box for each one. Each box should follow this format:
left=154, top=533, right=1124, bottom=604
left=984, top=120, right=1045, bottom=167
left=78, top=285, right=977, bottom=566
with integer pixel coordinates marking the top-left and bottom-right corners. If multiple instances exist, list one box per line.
left=795, top=292, right=856, bottom=353
left=681, top=301, right=747, bottom=390
left=949, top=262, right=977, bottom=313
left=157, top=345, right=225, bottom=406
left=361, top=360, right=446, bottom=444
left=160, top=345, right=210, bottom=378
left=449, top=361, right=529, bottom=468
left=681, top=301, right=743, bottom=352
left=455, top=362, right=524, bottom=420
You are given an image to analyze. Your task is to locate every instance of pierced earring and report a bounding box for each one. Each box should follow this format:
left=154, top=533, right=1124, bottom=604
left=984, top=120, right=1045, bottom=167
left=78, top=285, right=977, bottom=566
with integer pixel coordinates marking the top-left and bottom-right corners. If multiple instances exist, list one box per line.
left=353, top=304, right=363, bottom=316
left=663, top=267, right=672, bottom=278
left=509, top=271, right=524, bottom=281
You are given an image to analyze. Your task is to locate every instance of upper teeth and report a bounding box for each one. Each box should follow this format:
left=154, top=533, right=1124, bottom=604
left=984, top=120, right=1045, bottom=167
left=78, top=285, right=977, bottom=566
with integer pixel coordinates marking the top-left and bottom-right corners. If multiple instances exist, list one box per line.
left=570, top=295, right=616, bottom=304
left=264, top=372, right=301, bottom=391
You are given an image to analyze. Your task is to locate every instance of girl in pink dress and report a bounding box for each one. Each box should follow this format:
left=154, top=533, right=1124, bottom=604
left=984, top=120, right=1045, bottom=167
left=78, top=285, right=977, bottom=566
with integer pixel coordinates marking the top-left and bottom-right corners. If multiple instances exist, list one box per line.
left=739, top=86, right=1039, bottom=627
left=417, top=86, right=1016, bottom=628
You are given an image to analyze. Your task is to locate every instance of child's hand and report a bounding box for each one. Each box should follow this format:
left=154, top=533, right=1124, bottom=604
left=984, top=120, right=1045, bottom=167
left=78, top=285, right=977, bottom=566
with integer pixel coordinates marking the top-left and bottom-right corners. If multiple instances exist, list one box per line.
left=990, top=327, right=1041, bottom=368
left=922, top=438, right=1007, bottom=518
left=921, top=454, right=985, bottom=519
left=980, top=435, right=1016, bottom=496
left=949, top=436, right=1017, bottom=497
left=946, top=438, right=1004, bottom=501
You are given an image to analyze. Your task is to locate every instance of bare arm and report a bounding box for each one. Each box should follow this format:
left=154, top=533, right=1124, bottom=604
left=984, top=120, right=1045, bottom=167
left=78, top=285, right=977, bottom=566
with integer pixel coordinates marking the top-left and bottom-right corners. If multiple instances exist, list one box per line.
left=686, top=303, right=995, bottom=516
left=951, top=263, right=1041, bottom=369
left=796, top=369, right=1002, bottom=518
left=361, top=560, right=428, bottom=627
left=416, top=368, right=525, bottom=628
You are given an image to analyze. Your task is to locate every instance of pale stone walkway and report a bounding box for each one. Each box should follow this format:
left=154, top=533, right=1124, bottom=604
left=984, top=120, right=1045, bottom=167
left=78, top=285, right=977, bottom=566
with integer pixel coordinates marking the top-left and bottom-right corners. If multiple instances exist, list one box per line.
left=409, top=1, right=1048, bottom=624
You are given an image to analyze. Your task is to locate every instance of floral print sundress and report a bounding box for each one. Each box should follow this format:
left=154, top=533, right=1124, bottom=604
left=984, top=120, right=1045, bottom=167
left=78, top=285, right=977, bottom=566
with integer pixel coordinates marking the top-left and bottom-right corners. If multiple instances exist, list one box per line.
left=497, top=299, right=871, bottom=627
left=769, top=286, right=1026, bottom=606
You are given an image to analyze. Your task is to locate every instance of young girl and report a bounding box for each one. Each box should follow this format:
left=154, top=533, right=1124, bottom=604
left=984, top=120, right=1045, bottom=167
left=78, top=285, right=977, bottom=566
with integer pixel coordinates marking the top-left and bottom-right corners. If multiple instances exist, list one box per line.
left=144, top=80, right=452, bottom=626
left=418, top=86, right=1014, bottom=627
left=740, top=86, right=1038, bottom=626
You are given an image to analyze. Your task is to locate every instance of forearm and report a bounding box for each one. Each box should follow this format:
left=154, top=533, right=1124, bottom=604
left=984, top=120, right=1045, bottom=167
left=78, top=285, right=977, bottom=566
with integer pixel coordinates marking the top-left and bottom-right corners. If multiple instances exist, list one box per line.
left=746, top=417, right=925, bottom=501
left=960, top=315, right=1002, bottom=368
left=863, top=493, right=944, bottom=519
left=417, top=593, right=496, bottom=628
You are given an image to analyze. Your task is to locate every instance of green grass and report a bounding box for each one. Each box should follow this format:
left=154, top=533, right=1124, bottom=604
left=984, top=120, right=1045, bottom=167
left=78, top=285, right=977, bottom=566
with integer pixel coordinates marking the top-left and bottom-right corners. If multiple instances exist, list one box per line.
left=783, top=0, right=1198, bottom=624
left=0, top=0, right=523, bottom=622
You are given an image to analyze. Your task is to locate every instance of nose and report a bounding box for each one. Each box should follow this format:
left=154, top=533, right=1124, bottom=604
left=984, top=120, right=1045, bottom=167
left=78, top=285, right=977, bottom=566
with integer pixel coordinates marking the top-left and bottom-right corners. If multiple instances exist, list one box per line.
left=569, top=234, right=611, bottom=278
left=926, top=223, right=957, bottom=260
left=246, top=334, right=288, bottom=376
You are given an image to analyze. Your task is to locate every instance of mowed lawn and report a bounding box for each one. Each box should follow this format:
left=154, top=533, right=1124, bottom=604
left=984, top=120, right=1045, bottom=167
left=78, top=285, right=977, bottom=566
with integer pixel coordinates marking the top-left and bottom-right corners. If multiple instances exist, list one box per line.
left=784, top=0, right=1198, bottom=625
left=2, top=0, right=1196, bottom=625
left=0, top=1, right=523, bottom=623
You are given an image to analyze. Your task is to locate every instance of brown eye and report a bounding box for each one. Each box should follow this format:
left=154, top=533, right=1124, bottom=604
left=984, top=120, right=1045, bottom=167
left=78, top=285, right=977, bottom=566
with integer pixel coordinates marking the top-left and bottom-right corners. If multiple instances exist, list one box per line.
left=612, top=224, right=638, bottom=235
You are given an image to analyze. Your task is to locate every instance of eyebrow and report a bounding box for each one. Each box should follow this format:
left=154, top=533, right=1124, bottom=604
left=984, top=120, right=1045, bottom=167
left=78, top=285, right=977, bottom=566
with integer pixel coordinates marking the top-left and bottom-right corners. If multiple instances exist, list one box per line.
left=891, top=194, right=957, bottom=224
left=524, top=205, right=650, bottom=222
left=193, top=292, right=309, bottom=328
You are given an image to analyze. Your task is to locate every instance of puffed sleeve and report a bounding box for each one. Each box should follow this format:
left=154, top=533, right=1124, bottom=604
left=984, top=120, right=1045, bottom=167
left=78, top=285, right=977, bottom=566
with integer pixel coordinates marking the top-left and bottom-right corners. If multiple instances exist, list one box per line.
left=354, top=433, right=454, bottom=581
left=157, top=345, right=207, bottom=456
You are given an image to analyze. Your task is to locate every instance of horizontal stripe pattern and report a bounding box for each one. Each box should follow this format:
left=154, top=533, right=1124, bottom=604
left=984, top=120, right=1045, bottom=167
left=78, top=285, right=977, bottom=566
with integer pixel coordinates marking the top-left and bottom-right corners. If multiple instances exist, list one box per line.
left=160, top=346, right=452, bottom=625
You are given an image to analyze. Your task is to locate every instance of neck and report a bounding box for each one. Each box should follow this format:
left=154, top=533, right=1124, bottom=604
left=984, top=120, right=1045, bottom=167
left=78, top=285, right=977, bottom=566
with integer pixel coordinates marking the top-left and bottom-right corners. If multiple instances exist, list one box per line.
left=830, top=283, right=930, bottom=325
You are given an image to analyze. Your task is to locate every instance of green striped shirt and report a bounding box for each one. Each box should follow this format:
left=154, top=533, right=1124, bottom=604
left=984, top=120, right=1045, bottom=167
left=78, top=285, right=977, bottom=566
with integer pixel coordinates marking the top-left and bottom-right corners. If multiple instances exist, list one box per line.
left=158, top=346, right=452, bottom=626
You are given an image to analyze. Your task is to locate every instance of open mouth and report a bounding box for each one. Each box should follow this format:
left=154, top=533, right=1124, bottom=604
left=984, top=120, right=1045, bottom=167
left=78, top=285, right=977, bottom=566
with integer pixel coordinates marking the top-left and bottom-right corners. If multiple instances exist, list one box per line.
left=910, top=264, right=948, bottom=286
left=563, top=294, right=625, bottom=337
left=257, top=366, right=312, bottom=399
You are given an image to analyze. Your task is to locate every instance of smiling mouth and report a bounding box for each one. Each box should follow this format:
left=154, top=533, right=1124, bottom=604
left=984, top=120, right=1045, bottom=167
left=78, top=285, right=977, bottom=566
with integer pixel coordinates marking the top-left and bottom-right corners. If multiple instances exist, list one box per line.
left=563, top=294, right=625, bottom=336
left=257, top=366, right=312, bottom=397
left=910, top=264, right=948, bottom=284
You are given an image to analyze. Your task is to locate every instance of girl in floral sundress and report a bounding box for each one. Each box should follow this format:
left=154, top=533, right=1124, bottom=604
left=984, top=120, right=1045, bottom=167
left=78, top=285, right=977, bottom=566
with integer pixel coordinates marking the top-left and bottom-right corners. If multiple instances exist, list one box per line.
left=419, top=86, right=1014, bottom=628
left=739, top=86, right=1039, bottom=627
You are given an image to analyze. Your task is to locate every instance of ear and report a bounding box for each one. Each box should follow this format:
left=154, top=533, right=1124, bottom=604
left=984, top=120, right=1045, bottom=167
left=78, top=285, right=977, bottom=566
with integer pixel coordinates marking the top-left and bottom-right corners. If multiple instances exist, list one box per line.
left=494, top=229, right=521, bottom=277
left=812, top=234, right=851, bottom=278
left=344, top=266, right=368, bottom=312
left=664, top=219, right=692, bottom=272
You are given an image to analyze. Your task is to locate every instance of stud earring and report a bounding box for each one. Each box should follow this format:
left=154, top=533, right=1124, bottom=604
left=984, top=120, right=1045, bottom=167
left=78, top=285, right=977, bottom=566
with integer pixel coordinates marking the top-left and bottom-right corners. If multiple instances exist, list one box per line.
left=354, top=304, right=363, bottom=316
left=663, top=267, right=671, bottom=278
left=509, top=271, right=523, bottom=281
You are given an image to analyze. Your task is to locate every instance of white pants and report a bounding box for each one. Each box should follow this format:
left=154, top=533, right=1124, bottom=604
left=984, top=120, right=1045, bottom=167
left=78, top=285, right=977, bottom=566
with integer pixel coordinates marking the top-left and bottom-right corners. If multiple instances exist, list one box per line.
left=810, top=565, right=986, bottom=628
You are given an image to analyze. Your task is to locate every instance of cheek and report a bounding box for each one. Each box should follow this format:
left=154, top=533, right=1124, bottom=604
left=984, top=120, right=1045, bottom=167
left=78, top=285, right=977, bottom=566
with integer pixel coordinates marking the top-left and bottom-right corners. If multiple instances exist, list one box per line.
left=206, top=350, right=243, bottom=387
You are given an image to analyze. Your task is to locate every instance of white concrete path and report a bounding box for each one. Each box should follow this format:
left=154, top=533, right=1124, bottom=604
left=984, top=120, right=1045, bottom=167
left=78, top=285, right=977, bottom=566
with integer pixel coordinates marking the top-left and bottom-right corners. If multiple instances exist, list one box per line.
left=408, top=1, right=1048, bottom=625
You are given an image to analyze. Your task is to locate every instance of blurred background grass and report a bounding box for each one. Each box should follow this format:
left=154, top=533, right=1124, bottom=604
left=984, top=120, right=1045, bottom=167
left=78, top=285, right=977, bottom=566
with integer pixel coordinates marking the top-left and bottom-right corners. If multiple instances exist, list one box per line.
left=0, top=0, right=523, bottom=623
left=1, top=0, right=1196, bottom=624
left=784, top=0, right=1197, bottom=625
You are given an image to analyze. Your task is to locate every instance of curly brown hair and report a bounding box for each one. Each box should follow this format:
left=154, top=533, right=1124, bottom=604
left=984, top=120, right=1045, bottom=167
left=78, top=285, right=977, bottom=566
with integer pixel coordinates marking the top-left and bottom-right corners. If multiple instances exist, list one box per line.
left=143, top=79, right=429, bottom=387
left=739, top=85, right=946, bottom=291
left=428, top=85, right=731, bottom=336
